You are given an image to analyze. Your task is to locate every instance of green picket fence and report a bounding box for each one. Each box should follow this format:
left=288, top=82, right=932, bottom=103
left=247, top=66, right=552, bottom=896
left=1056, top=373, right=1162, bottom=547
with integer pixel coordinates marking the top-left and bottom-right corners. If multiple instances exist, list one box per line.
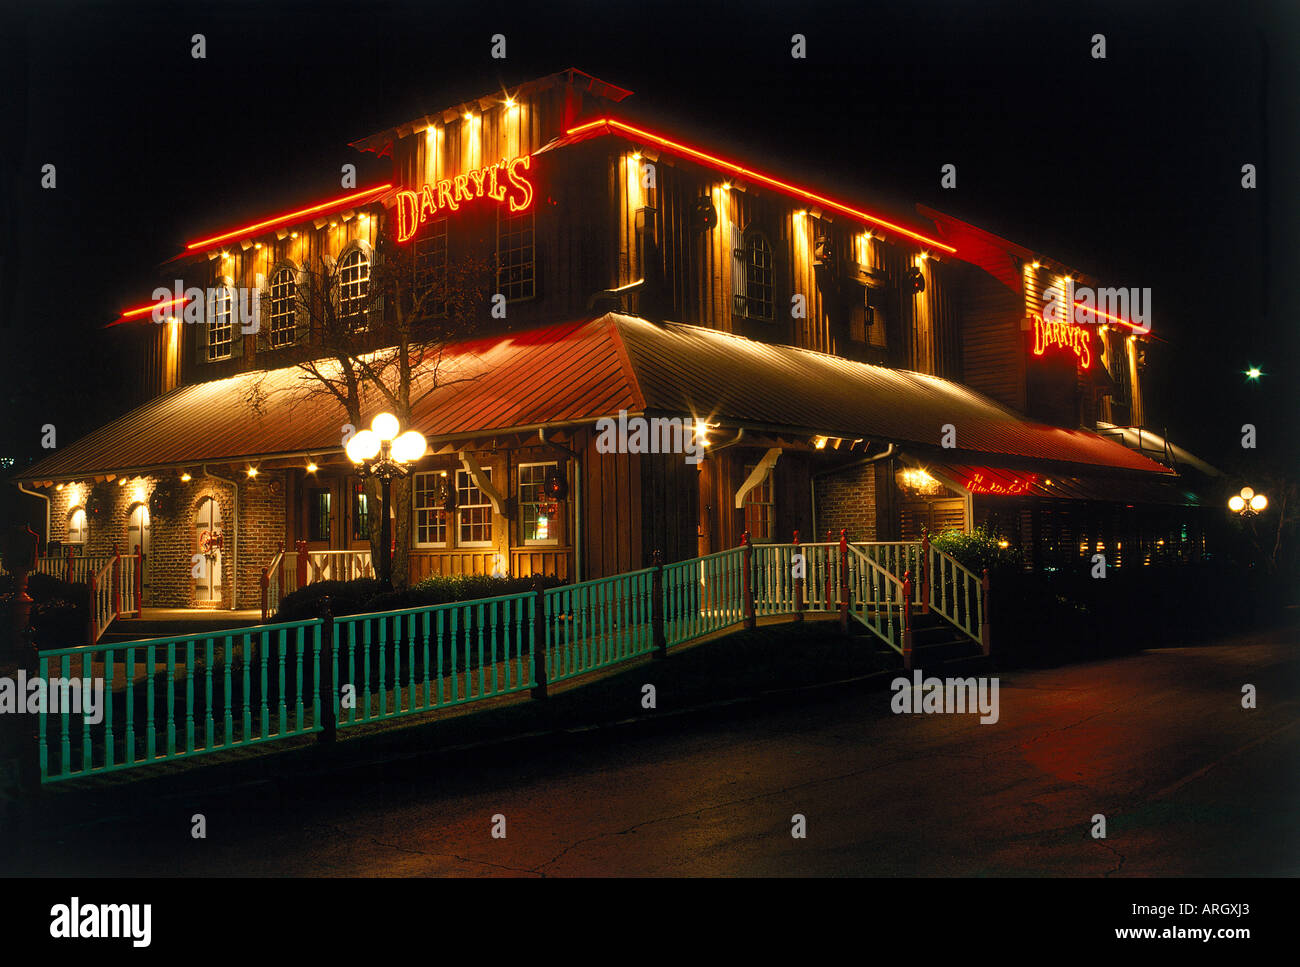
left=35, top=539, right=970, bottom=783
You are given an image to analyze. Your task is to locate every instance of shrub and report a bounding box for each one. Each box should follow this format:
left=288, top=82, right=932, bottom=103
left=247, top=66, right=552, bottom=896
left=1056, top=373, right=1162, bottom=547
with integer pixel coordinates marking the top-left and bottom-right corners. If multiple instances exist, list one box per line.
left=929, top=524, right=1023, bottom=576
left=273, top=574, right=565, bottom=622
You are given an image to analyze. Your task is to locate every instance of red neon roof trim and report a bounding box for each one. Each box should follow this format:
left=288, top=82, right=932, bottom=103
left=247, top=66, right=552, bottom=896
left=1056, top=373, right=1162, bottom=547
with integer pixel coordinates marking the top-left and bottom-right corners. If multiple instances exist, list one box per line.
left=184, top=184, right=392, bottom=250
left=566, top=118, right=957, bottom=253
left=118, top=296, right=186, bottom=320
left=1072, top=301, right=1146, bottom=332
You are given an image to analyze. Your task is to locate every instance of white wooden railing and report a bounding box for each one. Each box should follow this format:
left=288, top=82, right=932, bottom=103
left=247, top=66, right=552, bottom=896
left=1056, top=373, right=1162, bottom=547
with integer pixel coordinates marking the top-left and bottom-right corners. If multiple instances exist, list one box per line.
left=261, top=544, right=375, bottom=620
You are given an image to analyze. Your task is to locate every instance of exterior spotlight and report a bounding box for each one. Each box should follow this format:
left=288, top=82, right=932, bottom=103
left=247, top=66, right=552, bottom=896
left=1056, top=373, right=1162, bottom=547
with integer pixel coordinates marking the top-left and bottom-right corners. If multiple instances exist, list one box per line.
left=290, top=231, right=299, bottom=239
left=464, top=112, right=474, bottom=121
left=246, top=466, right=258, bottom=478
left=306, top=462, right=318, bottom=474
left=254, top=242, right=263, bottom=249
left=1245, top=367, right=1262, bottom=381
left=117, top=478, right=127, bottom=486
left=180, top=472, right=192, bottom=482
left=56, top=483, right=65, bottom=491
left=1031, top=260, right=1040, bottom=268
left=998, top=540, right=1010, bottom=549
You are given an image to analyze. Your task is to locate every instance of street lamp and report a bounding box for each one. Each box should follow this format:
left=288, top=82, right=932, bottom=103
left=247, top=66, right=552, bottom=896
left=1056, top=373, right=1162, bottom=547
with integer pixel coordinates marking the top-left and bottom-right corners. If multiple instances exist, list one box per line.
left=1228, top=486, right=1268, bottom=518
left=345, top=412, right=427, bottom=591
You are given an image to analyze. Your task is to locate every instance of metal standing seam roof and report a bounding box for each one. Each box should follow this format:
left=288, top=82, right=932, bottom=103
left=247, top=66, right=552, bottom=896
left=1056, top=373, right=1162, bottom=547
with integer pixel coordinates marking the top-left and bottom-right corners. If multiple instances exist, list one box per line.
left=15, top=313, right=1172, bottom=483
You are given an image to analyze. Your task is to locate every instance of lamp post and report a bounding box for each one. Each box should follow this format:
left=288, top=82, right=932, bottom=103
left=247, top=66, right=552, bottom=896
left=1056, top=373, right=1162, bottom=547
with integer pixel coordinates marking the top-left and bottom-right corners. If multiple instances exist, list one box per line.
left=1228, top=486, right=1268, bottom=519
left=345, top=412, right=427, bottom=592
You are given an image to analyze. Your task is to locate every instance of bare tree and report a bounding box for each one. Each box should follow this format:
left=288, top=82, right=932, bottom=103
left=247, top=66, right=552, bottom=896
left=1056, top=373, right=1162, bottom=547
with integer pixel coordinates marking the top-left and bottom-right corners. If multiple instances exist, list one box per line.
left=249, top=223, right=491, bottom=588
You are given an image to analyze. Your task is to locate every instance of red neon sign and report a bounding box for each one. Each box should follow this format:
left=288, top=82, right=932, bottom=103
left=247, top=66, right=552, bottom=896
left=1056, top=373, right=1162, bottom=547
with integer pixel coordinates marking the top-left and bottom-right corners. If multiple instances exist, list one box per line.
left=394, top=155, right=534, bottom=242
left=185, top=184, right=392, bottom=250
left=566, top=118, right=957, bottom=254
left=1031, top=313, right=1091, bottom=369
left=964, top=472, right=1038, bottom=495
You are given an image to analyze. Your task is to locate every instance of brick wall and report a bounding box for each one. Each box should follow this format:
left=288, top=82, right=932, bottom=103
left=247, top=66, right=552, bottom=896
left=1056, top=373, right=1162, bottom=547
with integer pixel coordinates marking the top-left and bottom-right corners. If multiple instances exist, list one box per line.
left=814, top=462, right=878, bottom=541
left=44, top=470, right=285, bottom=610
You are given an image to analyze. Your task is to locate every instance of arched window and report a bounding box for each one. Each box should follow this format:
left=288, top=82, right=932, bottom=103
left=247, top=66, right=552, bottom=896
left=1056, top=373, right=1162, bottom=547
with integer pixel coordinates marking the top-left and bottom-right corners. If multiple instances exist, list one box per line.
left=67, top=507, right=87, bottom=545
left=207, top=281, right=234, bottom=360
left=268, top=267, right=297, bottom=347
left=744, top=232, right=774, bottom=321
left=339, top=248, right=370, bottom=321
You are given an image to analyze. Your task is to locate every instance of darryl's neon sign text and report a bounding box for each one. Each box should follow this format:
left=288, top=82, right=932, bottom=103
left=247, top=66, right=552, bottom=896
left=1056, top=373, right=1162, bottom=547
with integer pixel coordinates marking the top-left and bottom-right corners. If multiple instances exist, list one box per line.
left=395, top=155, right=534, bottom=242
left=1031, top=312, right=1091, bottom=369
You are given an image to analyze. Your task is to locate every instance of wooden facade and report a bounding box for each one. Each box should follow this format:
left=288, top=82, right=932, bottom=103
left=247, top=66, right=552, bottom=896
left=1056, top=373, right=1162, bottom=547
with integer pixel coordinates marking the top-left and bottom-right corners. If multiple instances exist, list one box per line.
left=32, top=68, right=1183, bottom=607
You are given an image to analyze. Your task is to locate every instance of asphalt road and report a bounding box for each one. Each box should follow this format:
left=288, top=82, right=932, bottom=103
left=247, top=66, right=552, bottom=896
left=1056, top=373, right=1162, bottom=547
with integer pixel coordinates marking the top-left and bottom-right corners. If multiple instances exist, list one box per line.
left=11, top=626, right=1299, bottom=876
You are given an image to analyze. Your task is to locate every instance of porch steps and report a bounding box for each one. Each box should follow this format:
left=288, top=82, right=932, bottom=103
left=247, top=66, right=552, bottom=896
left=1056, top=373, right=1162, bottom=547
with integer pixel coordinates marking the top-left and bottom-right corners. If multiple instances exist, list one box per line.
left=849, top=608, right=987, bottom=673
left=98, top=613, right=265, bottom=645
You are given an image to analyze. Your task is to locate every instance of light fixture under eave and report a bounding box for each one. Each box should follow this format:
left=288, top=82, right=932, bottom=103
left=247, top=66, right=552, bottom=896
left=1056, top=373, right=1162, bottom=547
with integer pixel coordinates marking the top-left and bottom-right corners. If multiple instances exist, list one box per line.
left=306, top=461, right=318, bottom=474
left=246, top=466, right=259, bottom=478
left=180, top=472, right=192, bottom=482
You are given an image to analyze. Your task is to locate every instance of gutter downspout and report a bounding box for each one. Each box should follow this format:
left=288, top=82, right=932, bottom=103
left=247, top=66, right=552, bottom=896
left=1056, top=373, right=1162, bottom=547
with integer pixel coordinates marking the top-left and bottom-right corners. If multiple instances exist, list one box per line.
left=538, top=428, right=582, bottom=583
left=809, top=443, right=896, bottom=538
left=16, top=483, right=51, bottom=550
left=202, top=465, right=239, bottom=611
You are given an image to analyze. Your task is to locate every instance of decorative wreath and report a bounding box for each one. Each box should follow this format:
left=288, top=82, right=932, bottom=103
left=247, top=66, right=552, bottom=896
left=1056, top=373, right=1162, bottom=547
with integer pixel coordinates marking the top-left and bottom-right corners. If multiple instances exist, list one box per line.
left=85, top=481, right=114, bottom=522
left=149, top=477, right=183, bottom=521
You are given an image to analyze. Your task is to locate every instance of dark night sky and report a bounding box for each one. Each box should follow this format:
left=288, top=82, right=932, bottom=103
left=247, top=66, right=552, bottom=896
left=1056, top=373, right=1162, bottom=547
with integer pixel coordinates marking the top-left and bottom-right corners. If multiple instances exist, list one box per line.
left=1, top=0, right=1296, bottom=484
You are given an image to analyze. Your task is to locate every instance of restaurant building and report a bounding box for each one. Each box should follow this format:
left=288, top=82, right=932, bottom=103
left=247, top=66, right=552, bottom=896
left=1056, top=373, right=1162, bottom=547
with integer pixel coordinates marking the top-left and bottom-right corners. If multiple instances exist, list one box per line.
left=13, top=69, right=1213, bottom=620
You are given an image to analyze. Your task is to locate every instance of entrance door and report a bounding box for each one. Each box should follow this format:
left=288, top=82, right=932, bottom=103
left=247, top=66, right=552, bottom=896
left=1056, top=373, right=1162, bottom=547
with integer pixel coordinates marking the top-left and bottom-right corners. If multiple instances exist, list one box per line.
left=194, top=497, right=224, bottom=603
left=127, top=502, right=152, bottom=603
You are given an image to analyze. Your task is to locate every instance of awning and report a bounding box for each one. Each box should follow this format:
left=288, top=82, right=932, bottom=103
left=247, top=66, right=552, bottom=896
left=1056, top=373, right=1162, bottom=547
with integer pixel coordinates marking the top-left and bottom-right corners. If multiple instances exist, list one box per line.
left=14, top=313, right=1175, bottom=484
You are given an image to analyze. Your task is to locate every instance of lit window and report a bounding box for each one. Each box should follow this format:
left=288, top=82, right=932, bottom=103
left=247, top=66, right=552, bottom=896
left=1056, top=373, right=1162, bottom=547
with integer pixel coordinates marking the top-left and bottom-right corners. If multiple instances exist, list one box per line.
left=457, top=468, right=493, bottom=546
left=412, top=472, right=448, bottom=547
left=66, top=508, right=87, bottom=545
left=308, top=489, right=331, bottom=542
left=352, top=485, right=370, bottom=541
left=519, top=463, right=559, bottom=544
left=207, top=282, right=233, bottom=360
left=496, top=207, right=535, bottom=302
left=269, top=267, right=296, bottom=348
left=414, top=219, right=449, bottom=317
left=742, top=463, right=774, bottom=541
left=339, top=248, right=370, bottom=324
left=744, top=232, right=775, bottom=321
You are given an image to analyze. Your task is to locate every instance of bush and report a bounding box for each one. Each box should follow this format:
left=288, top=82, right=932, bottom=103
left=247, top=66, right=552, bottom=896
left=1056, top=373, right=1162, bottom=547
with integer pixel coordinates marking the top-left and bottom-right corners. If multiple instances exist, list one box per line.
left=273, top=574, right=565, bottom=622
left=929, top=524, right=1023, bottom=576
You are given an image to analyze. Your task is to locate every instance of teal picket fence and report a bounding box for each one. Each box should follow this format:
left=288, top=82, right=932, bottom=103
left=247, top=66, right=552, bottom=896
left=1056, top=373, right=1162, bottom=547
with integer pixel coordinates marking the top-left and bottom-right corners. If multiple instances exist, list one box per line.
left=34, top=539, right=973, bottom=783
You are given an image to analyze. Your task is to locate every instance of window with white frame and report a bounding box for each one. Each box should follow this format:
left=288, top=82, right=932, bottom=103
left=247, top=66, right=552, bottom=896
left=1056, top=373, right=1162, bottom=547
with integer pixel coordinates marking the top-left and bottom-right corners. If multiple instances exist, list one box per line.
left=339, top=248, right=370, bottom=324
left=66, top=507, right=87, bottom=545
left=414, top=219, right=449, bottom=317
left=744, top=232, right=775, bottom=321
left=742, top=463, right=774, bottom=541
left=519, top=462, right=559, bottom=544
left=207, top=282, right=233, bottom=360
left=412, top=471, right=448, bottom=547
left=457, top=468, right=493, bottom=546
left=269, top=267, right=296, bottom=348
left=496, top=207, right=535, bottom=302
